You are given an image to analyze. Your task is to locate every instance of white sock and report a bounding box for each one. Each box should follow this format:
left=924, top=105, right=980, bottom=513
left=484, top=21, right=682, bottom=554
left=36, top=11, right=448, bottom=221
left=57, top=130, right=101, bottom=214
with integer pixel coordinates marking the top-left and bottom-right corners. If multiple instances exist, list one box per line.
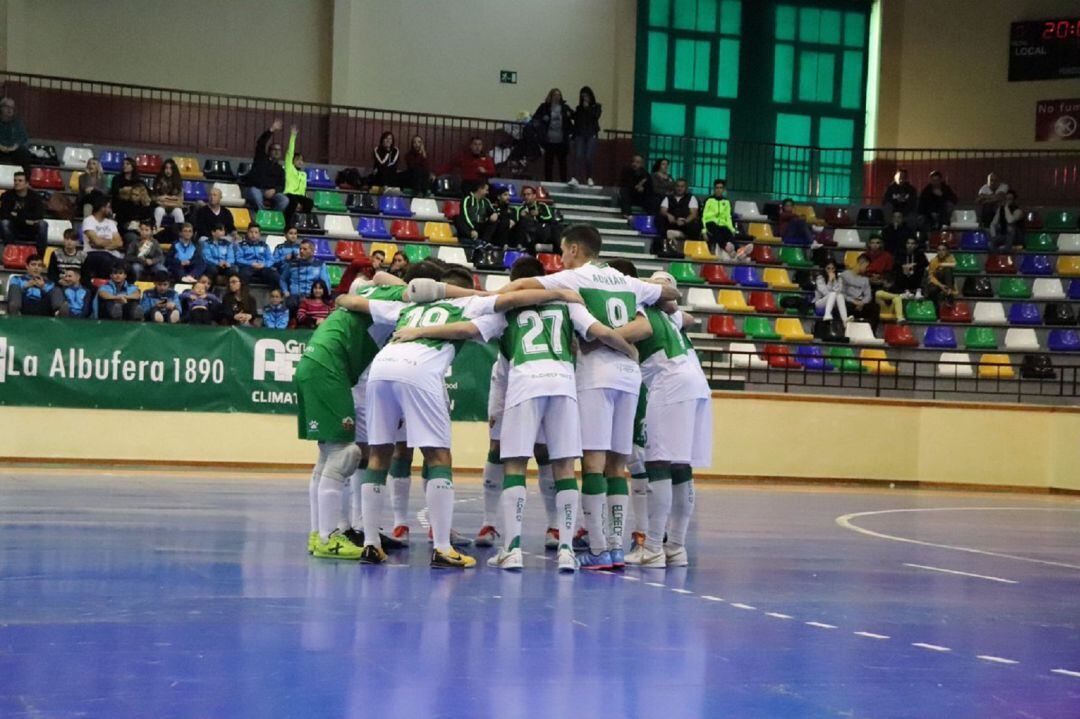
left=349, top=469, right=364, bottom=530
left=631, top=476, right=649, bottom=535
left=338, top=475, right=352, bottom=531
left=646, top=479, right=672, bottom=553
left=581, top=493, right=607, bottom=554
left=426, top=476, right=455, bottom=553
left=555, top=487, right=578, bottom=551
left=317, top=477, right=344, bottom=541
left=390, top=474, right=411, bottom=527
left=538, top=464, right=557, bottom=528
left=481, top=461, right=503, bottom=528
left=669, top=481, right=694, bottom=547
left=500, top=484, right=526, bottom=551
left=361, top=482, right=384, bottom=548
left=308, top=466, right=321, bottom=534
left=606, top=491, right=628, bottom=551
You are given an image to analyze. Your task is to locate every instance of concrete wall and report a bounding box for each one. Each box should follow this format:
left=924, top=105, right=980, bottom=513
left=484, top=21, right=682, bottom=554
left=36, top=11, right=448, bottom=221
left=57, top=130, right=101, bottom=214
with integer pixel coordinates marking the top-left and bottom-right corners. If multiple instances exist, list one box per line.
left=4, top=395, right=1078, bottom=492
left=876, top=0, right=1080, bottom=149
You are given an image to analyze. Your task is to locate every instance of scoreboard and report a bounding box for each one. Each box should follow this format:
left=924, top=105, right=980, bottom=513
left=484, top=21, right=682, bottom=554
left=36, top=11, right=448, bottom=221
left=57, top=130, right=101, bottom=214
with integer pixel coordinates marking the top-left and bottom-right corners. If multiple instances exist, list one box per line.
left=1009, top=19, right=1080, bottom=81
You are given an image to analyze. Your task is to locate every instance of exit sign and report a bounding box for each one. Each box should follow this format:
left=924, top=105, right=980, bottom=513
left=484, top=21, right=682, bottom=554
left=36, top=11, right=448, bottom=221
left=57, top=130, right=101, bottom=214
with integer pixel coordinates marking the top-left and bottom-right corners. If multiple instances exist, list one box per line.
left=500, top=70, right=517, bottom=84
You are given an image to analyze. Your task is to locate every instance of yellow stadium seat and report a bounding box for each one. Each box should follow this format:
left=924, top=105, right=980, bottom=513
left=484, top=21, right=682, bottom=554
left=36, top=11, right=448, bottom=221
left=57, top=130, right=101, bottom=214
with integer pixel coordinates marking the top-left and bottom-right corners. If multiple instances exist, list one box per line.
left=747, top=222, right=780, bottom=244
left=682, top=240, right=716, bottom=261
left=793, top=204, right=824, bottom=225
left=69, top=170, right=82, bottom=192
left=843, top=250, right=863, bottom=271
left=424, top=222, right=457, bottom=244
left=776, top=317, right=813, bottom=341
left=718, top=289, right=752, bottom=313
left=232, top=208, right=251, bottom=231
left=1057, top=256, right=1080, bottom=276
left=42, top=247, right=55, bottom=268
left=135, top=281, right=154, bottom=292
left=978, top=354, right=1015, bottom=379
left=370, top=242, right=398, bottom=259
left=762, top=267, right=798, bottom=290
left=173, top=156, right=203, bottom=179
left=860, top=348, right=897, bottom=374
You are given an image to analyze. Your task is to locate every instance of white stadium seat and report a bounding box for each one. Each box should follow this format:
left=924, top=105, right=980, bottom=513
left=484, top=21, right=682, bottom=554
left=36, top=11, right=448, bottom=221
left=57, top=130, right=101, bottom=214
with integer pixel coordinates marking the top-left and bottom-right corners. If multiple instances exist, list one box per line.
left=46, top=219, right=73, bottom=245
left=832, top=228, right=865, bottom=249
left=846, top=322, right=884, bottom=346
left=949, top=209, right=979, bottom=230
left=686, top=287, right=719, bottom=310
left=437, top=246, right=471, bottom=266
left=733, top=201, right=768, bottom=222
left=484, top=274, right=510, bottom=292
left=972, top=301, right=1006, bottom=324
left=321, top=214, right=359, bottom=238
left=937, top=352, right=973, bottom=378
left=213, top=182, right=245, bottom=207
left=1004, top=328, right=1039, bottom=350
left=410, top=198, right=444, bottom=221
left=0, top=164, right=19, bottom=189
left=1057, top=234, right=1080, bottom=253
left=62, top=146, right=94, bottom=170
left=726, top=342, right=767, bottom=368
left=265, top=235, right=285, bottom=254
left=1032, top=278, right=1065, bottom=300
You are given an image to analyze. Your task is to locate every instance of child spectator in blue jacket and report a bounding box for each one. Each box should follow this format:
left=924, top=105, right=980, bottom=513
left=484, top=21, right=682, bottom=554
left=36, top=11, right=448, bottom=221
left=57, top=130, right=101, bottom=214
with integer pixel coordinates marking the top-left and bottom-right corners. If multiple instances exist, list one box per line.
left=139, top=271, right=181, bottom=323
left=7, top=254, right=55, bottom=316
left=182, top=277, right=221, bottom=325
left=94, top=264, right=143, bottom=320
left=56, top=267, right=91, bottom=318
left=272, top=225, right=302, bottom=272
left=279, top=238, right=331, bottom=313
left=262, top=287, right=290, bottom=329
left=235, top=223, right=280, bottom=287
left=167, top=222, right=206, bottom=282
left=200, top=223, right=236, bottom=286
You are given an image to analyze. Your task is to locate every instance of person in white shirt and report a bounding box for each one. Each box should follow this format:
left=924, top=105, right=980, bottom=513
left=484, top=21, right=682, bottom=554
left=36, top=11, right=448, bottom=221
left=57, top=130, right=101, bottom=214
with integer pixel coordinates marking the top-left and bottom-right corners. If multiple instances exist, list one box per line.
left=976, top=172, right=1009, bottom=228
left=81, top=195, right=124, bottom=280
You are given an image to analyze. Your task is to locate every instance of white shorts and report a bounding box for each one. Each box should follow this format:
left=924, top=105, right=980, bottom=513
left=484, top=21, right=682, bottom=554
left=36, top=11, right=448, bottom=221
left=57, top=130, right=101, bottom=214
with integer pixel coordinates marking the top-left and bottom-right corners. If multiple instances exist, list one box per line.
left=500, top=396, right=581, bottom=461
left=352, top=378, right=368, bottom=444
left=365, top=379, right=451, bottom=449
left=577, top=387, right=639, bottom=456
left=644, top=398, right=713, bottom=468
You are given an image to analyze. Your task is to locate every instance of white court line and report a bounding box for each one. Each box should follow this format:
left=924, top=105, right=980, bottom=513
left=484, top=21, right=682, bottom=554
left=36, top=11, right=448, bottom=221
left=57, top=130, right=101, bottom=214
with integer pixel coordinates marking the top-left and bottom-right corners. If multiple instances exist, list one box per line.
left=729, top=603, right=756, bottom=610
left=765, top=612, right=793, bottom=620
left=912, top=643, right=951, bottom=652
left=645, top=582, right=667, bottom=588
left=977, top=655, right=1019, bottom=665
left=836, top=507, right=1080, bottom=571
left=701, top=595, right=724, bottom=602
left=903, top=563, right=1018, bottom=584
left=854, top=631, right=890, bottom=640
left=621, top=575, right=640, bottom=581
left=671, top=588, right=694, bottom=594
left=805, top=621, right=838, bottom=629
left=1051, top=668, right=1080, bottom=678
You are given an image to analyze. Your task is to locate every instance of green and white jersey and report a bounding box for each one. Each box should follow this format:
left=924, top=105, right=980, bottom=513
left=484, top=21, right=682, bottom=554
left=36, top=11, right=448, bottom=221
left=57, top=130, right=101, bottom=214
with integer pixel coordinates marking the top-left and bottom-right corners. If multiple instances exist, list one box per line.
left=301, top=284, right=407, bottom=383
left=537, top=261, right=662, bottom=392
left=474, top=302, right=597, bottom=410
left=367, top=295, right=499, bottom=396
left=636, top=307, right=710, bottom=406
left=357, top=284, right=409, bottom=347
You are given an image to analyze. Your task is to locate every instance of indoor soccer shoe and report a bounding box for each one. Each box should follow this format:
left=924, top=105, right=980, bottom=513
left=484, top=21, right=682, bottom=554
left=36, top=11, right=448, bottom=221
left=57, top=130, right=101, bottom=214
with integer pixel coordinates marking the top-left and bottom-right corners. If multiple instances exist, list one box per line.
left=664, top=545, right=689, bottom=567
left=557, top=548, right=578, bottom=573
left=427, top=528, right=474, bottom=547
left=609, top=548, right=626, bottom=570
left=430, top=547, right=477, bottom=569
left=474, top=525, right=500, bottom=547
left=624, top=545, right=647, bottom=565
left=577, top=550, right=613, bottom=571
left=313, top=530, right=363, bottom=560
left=544, top=528, right=560, bottom=550
left=343, top=528, right=365, bottom=546
left=359, top=544, right=388, bottom=565
left=307, top=531, right=318, bottom=555
left=626, top=547, right=666, bottom=568
left=385, top=525, right=410, bottom=548
left=486, top=547, right=523, bottom=570
left=572, top=528, right=590, bottom=551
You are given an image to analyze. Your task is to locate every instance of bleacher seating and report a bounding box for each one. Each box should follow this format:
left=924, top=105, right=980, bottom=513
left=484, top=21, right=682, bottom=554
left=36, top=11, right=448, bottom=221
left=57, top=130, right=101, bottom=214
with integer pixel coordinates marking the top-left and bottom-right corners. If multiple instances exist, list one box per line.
left=733, top=201, right=768, bottom=222
left=255, top=210, right=285, bottom=233
left=136, top=154, right=163, bottom=176
left=3, top=244, right=36, bottom=270
left=174, top=157, right=202, bottom=179
left=305, top=168, right=334, bottom=189
left=727, top=342, right=767, bottom=368
left=937, top=352, right=973, bottom=378
left=203, top=159, right=235, bottom=181
left=747, top=291, right=779, bottom=313
left=323, top=214, right=359, bottom=238
left=358, top=217, right=392, bottom=239
left=630, top=215, right=657, bottom=235
left=856, top=207, right=884, bottom=227
left=380, top=196, right=412, bottom=218
left=410, top=198, right=444, bottom=221
left=61, top=147, right=93, bottom=169
left=214, top=183, right=244, bottom=207
left=99, top=151, right=126, bottom=172
left=404, top=244, right=432, bottom=263
left=28, top=144, right=59, bottom=166
left=391, top=220, right=424, bottom=241
left=315, top=191, right=348, bottom=213
left=335, top=240, right=364, bottom=261
left=183, top=181, right=208, bottom=203
left=0, top=165, right=20, bottom=189
left=997, top=278, right=1030, bottom=299
left=949, top=210, right=979, bottom=230
left=702, top=264, right=735, bottom=285
left=425, top=222, right=456, bottom=244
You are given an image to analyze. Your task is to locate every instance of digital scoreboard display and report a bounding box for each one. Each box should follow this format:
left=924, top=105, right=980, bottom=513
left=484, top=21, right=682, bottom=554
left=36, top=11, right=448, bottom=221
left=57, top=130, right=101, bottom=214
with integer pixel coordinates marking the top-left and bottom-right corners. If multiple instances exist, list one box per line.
left=1009, top=19, right=1080, bottom=81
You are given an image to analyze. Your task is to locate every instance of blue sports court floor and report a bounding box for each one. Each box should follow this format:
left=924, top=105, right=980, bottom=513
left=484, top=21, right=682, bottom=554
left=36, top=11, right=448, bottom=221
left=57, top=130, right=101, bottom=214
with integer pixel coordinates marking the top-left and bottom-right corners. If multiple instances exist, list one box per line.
left=1, top=468, right=1078, bottom=718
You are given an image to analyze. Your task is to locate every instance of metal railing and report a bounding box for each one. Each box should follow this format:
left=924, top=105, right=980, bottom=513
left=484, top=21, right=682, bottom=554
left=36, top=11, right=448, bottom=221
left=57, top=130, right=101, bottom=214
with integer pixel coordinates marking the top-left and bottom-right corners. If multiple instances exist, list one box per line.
left=3, top=71, right=1080, bottom=206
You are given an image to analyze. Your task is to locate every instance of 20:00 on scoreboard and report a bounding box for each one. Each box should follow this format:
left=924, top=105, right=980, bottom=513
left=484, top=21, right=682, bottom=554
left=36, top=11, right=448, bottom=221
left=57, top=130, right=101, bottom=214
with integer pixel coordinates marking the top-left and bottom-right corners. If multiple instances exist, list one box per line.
left=1010, top=18, right=1080, bottom=81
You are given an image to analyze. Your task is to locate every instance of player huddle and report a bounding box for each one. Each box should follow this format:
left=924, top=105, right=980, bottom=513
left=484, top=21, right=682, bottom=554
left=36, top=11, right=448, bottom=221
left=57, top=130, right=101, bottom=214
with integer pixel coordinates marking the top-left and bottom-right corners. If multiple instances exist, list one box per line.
left=295, top=224, right=712, bottom=571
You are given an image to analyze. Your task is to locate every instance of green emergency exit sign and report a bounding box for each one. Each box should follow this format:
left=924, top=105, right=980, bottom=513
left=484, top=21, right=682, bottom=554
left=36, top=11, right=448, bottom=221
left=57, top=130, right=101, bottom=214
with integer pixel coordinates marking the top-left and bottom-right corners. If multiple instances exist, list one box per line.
left=500, top=70, right=517, bottom=84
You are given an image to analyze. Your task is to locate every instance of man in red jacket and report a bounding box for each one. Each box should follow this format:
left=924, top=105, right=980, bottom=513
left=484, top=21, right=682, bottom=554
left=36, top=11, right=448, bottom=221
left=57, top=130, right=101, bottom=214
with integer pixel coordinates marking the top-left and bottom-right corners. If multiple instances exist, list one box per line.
left=436, top=137, right=496, bottom=193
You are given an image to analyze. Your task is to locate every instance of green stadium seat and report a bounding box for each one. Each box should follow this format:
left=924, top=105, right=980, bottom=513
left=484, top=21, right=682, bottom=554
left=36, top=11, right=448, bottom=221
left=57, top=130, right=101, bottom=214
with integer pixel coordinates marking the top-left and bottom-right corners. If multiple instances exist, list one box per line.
left=776, top=292, right=805, bottom=315
left=669, top=262, right=705, bottom=285
left=997, top=277, right=1031, bottom=299
left=826, top=346, right=865, bottom=372
left=743, top=317, right=780, bottom=340
left=326, top=263, right=344, bottom=287
left=255, top=210, right=285, bottom=232
left=779, top=246, right=814, bottom=268
left=1044, top=210, right=1079, bottom=232
left=904, top=300, right=937, bottom=322
left=314, top=191, right=348, bottom=213
left=1025, top=232, right=1057, bottom=252
left=964, top=326, right=997, bottom=350
left=403, top=244, right=432, bottom=263
left=953, top=253, right=981, bottom=274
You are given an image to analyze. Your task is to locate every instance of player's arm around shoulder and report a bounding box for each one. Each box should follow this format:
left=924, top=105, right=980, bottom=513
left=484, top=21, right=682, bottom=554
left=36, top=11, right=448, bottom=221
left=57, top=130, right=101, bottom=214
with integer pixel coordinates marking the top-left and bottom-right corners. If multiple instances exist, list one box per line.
left=334, top=294, right=372, bottom=314
left=494, top=288, right=583, bottom=312
left=617, top=312, right=654, bottom=343
left=392, top=321, right=481, bottom=344
left=497, top=276, right=547, bottom=293
left=371, top=271, right=406, bottom=287
left=585, top=319, right=639, bottom=362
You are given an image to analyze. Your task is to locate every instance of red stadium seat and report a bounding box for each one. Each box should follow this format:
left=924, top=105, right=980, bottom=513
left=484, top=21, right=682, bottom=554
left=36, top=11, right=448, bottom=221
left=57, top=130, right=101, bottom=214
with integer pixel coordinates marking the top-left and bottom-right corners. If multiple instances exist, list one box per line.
left=939, top=301, right=973, bottom=323
left=538, top=252, right=563, bottom=273
left=823, top=207, right=853, bottom=227
left=984, top=254, right=1017, bottom=275
left=747, top=291, right=780, bottom=313
left=1023, top=210, right=1042, bottom=230
left=135, top=153, right=163, bottom=176
left=708, top=315, right=744, bottom=338
left=442, top=201, right=461, bottom=220
left=701, top=264, right=735, bottom=285
left=749, top=244, right=780, bottom=265
left=929, top=231, right=957, bottom=250
left=764, top=344, right=801, bottom=368
left=29, top=167, right=63, bottom=190
left=884, top=324, right=919, bottom=347
left=335, top=240, right=365, bottom=261
left=391, top=220, right=424, bottom=241
left=535, top=186, right=552, bottom=203
left=2, top=244, right=36, bottom=269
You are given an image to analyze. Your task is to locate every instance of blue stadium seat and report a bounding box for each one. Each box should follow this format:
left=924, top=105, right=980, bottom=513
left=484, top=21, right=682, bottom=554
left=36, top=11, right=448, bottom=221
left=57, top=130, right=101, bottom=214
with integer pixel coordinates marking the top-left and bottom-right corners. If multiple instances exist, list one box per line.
left=490, top=181, right=521, bottom=202
left=794, top=345, right=834, bottom=371
left=305, top=167, right=334, bottom=189
left=312, top=239, right=335, bottom=262
left=1019, top=254, right=1053, bottom=276
left=502, top=250, right=525, bottom=270
left=99, top=150, right=126, bottom=173
left=731, top=266, right=768, bottom=289
left=1008, top=302, right=1042, bottom=325
left=1069, top=280, right=1080, bottom=300
left=183, top=181, right=208, bottom=203
left=1047, top=329, right=1080, bottom=352
left=922, top=326, right=958, bottom=348
left=960, top=230, right=988, bottom=251
left=379, top=195, right=413, bottom=217
left=631, top=215, right=657, bottom=235
left=357, top=216, right=392, bottom=239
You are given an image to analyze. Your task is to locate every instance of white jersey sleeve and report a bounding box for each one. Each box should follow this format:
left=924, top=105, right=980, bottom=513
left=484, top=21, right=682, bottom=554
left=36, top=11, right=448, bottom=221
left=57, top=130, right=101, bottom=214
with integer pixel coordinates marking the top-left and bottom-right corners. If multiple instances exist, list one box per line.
left=628, top=277, right=663, bottom=309
left=368, top=300, right=404, bottom=326
left=568, top=302, right=599, bottom=339
left=471, top=312, right=508, bottom=343
left=535, top=269, right=578, bottom=291
left=462, top=294, right=499, bottom=319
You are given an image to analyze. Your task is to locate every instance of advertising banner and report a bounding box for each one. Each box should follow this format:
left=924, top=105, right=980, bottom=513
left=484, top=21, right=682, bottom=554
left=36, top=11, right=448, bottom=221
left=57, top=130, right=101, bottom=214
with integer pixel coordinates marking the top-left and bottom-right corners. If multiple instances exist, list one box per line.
left=1035, top=98, right=1080, bottom=141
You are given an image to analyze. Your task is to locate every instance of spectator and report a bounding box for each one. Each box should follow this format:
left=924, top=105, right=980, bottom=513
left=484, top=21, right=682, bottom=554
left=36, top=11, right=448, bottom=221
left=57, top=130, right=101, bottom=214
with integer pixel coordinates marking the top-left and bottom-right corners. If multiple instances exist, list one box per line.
left=47, top=229, right=87, bottom=283
left=881, top=210, right=918, bottom=257
left=234, top=223, right=279, bottom=287
left=221, top=274, right=257, bottom=326
left=924, top=243, right=958, bottom=308
left=842, top=255, right=879, bottom=329
left=0, top=98, right=33, bottom=173
left=77, top=158, right=108, bottom=218
left=81, top=196, right=124, bottom=280
left=116, top=183, right=157, bottom=247
left=881, top=168, right=918, bottom=227
left=200, top=223, right=237, bottom=286
left=280, top=238, right=331, bottom=313
left=182, top=276, right=221, bottom=324
left=166, top=222, right=205, bottom=283
left=389, top=251, right=410, bottom=279
left=284, top=126, right=314, bottom=225
left=139, top=271, right=181, bottom=324
left=55, top=267, right=91, bottom=319
left=295, top=279, right=333, bottom=328
left=702, top=179, right=737, bottom=256
left=917, top=170, right=957, bottom=232
left=262, top=288, right=290, bottom=330
left=618, top=154, right=652, bottom=216
left=435, top=136, right=496, bottom=194
left=272, top=225, right=303, bottom=272
left=243, top=120, right=288, bottom=213
left=656, top=177, right=700, bottom=256
left=862, top=235, right=894, bottom=312
left=152, top=159, right=186, bottom=230
left=404, top=135, right=432, bottom=197
left=110, top=157, right=145, bottom=207
left=0, top=170, right=47, bottom=255
left=7, top=253, right=54, bottom=316
left=513, top=185, right=557, bottom=253
left=778, top=198, right=814, bottom=246
left=193, top=187, right=236, bottom=241
left=370, top=249, right=386, bottom=274
left=976, top=172, right=1009, bottom=228
left=650, top=159, right=675, bottom=209
left=454, top=179, right=498, bottom=249
left=569, top=86, right=601, bottom=187
left=489, top=187, right=517, bottom=248
left=95, top=263, right=143, bottom=321
left=814, top=259, right=847, bottom=323
left=124, top=219, right=166, bottom=280
left=876, top=236, right=926, bottom=323
left=371, top=131, right=401, bottom=188
left=990, top=189, right=1025, bottom=252
left=532, top=89, right=574, bottom=183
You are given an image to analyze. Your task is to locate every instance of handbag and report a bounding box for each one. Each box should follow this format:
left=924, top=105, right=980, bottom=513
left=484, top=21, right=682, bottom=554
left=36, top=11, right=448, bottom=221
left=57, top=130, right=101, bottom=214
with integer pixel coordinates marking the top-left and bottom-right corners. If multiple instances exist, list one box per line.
left=46, top=191, right=75, bottom=221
